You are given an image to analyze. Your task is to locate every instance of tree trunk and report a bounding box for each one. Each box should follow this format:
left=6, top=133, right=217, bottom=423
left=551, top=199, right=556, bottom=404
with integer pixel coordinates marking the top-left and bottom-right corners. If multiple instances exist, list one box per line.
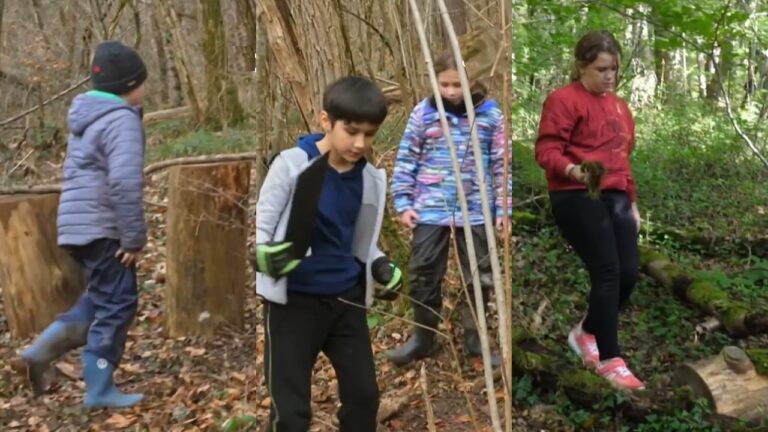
left=0, top=194, right=83, bottom=339
left=0, top=0, right=5, bottom=63
left=165, top=162, right=250, bottom=338
left=236, top=0, right=258, bottom=71
left=255, top=0, right=354, bottom=130
left=440, top=0, right=467, bottom=46
left=200, top=0, right=244, bottom=128
left=673, top=346, right=768, bottom=421
left=151, top=6, right=170, bottom=105
left=158, top=1, right=203, bottom=124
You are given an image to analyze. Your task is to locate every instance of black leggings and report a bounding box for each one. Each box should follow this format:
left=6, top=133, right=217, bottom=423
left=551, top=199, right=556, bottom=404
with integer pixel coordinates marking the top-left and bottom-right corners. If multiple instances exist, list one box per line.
left=550, top=190, right=639, bottom=360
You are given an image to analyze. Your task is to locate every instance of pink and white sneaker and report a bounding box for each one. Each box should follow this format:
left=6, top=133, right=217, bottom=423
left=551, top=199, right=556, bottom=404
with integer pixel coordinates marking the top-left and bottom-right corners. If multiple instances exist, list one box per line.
left=597, top=357, right=646, bottom=391
left=567, top=321, right=600, bottom=369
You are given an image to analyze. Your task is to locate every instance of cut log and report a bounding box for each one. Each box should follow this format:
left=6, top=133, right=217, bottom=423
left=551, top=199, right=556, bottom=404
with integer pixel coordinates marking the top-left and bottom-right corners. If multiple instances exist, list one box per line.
left=165, top=162, right=250, bottom=337
left=673, top=346, right=768, bottom=421
left=639, top=246, right=768, bottom=337
left=0, top=194, right=83, bottom=339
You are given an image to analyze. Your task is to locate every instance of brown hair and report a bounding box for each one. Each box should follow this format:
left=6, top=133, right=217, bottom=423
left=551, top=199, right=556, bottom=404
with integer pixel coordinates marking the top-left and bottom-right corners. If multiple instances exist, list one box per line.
left=571, top=31, right=622, bottom=81
left=434, top=49, right=488, bottom=100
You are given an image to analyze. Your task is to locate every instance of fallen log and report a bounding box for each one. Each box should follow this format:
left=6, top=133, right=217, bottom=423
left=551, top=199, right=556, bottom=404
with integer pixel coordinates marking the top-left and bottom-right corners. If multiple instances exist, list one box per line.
left=142, top=105, right=191, bottom=126
left=647, top=225, right=768, bottom=258
left=512, top=332, right=768, bottom=429
left=511, top=330, right=695, bottom=420
left=639, top=246, right=768, bottom=337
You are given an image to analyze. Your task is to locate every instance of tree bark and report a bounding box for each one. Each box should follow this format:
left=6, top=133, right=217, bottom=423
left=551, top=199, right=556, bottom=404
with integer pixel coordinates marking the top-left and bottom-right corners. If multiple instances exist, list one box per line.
left=255, top=0, right=354, bottom=130
left=151, top=5, right=170, bottom=105
left=165, top=162, right=250, bottom=337
left=0, top=194, right=83, bottom=339
left=158, top=1, right=203, bottom=124
left=0, top=0, right=5, bottom=64
left=236, top=0, right=258, bottom=71
left=200, top=0, right=244, bottom=128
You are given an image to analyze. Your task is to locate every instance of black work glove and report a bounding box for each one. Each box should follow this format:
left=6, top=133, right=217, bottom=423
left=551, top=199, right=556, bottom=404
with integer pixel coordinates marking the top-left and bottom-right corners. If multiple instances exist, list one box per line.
left=249, top=241, right=301, bottom=278
left=372, top=256, right=403, bottom=301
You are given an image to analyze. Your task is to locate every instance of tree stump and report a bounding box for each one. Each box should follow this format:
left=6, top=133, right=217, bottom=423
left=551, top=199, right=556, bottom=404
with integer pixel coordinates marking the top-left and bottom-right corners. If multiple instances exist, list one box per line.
left=0, top=194, right=83, bottom=339
left=165, top=162, right=250, bottom=337
left=673, top=346, right=768, bottom=420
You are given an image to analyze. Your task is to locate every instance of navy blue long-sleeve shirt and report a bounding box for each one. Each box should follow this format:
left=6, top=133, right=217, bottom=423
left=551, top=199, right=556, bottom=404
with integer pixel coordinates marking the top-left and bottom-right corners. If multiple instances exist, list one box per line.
left=287, top=134, right=365, bottom=295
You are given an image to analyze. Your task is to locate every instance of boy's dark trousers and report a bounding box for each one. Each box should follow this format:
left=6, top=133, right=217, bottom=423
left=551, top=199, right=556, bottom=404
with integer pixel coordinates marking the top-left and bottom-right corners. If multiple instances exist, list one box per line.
left=263, top=286, right=379, bottom=432
left=57, top=238, right=139, bottom=366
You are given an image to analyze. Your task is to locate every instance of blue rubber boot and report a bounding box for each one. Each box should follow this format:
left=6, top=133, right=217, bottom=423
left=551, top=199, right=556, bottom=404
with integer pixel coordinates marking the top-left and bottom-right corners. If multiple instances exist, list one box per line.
left=82, top=352, right=143, bottom=409
left=20, top=320, right=89, bottom=396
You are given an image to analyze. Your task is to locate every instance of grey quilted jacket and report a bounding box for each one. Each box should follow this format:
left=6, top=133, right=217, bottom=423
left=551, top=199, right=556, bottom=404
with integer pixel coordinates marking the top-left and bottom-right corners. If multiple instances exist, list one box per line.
left=57, top=91, right=146, bottom=251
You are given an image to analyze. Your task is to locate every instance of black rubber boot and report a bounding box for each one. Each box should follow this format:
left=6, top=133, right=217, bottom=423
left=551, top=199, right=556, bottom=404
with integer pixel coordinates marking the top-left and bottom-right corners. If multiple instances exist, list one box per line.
left=385, top=308, right=441, bottom=366
left=460, top=304, right=501, bottom=369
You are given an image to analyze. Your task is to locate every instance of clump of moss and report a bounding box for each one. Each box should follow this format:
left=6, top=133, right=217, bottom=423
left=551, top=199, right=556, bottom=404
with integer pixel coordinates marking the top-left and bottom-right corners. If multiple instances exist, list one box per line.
left=581, top=160, right=606, bottom=200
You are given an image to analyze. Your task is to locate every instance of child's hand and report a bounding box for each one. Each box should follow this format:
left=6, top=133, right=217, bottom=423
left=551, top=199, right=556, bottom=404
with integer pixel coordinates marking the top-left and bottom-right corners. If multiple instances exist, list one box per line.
left=631, top=202, right=641, bottom=232
left=398, top=210, right=419, bottom=229
left=115, top=249, right=141, bottom=267
left=372, top=257, right=403, bottom=301
left=565, top=163, right=587, bottom=184
left=495, top=217, right=511, bottom=233
left=249, top=241, right=301, bottom=278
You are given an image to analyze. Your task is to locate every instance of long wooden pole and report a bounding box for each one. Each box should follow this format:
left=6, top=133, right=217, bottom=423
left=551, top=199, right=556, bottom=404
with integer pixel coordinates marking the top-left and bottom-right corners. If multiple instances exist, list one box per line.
left=499, top=1, right=514, bottom=431
left=405, top=1, right=502, bottom=430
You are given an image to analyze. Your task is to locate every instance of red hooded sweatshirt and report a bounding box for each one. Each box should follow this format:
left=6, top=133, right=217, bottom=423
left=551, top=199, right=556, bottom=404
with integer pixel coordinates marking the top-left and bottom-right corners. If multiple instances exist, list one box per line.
left=535, top=81, right=637, bottom=202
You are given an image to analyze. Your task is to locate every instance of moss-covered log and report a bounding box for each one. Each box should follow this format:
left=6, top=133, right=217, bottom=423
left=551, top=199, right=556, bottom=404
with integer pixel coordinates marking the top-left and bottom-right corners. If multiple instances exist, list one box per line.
left=639, top=246, right=768, bottom=337
left=511, top=331, right=694, bottom=419
left=513, top=332, right=768, bottom=428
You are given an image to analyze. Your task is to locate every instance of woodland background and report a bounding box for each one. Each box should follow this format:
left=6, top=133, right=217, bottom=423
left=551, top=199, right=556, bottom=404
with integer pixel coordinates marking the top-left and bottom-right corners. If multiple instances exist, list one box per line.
left=0, top=0, right=767, bottom=431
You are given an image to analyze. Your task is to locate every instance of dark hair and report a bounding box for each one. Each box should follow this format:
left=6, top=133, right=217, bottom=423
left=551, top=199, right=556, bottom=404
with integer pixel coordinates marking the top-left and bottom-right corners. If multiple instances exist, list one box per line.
left=322, top=76, right=388, bottom=125
left=571, top=31, right=622, bottom=81
left=434, top=49, right=488, bottom=100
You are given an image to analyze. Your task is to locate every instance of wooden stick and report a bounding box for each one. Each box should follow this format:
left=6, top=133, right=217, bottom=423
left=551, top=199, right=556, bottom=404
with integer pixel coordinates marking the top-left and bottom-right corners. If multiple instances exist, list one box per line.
left=436, top=1, right=508, bottom=430
left=499, top=1, right=514, bottom=431
left=143, top=105, right=191, bottom=126
left=405, top=1, right=499, bottom=430
left=420, top=364, right=438, bottom=432
left=0, top=76, right=89, bottom=128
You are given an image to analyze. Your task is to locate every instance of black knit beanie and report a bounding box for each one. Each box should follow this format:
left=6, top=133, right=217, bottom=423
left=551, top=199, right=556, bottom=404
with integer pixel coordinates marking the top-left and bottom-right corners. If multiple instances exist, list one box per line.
left=90, top=40, right=147, bottom=95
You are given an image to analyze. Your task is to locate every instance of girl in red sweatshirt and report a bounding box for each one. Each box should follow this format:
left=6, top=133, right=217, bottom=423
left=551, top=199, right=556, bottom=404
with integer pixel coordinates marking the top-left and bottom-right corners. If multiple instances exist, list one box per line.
left=535, top=30, right=644, bottom=391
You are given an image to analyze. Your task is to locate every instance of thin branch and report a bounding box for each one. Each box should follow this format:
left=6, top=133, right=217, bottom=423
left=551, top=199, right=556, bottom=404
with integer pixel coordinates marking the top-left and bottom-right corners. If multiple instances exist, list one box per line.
left=0, top=152, right=265, bottom=195
left=499, top=1, right=514, bottom=430
left=339, top=6, right=396, bottom=60
left=0, top=76, right=89, bottom=128
left=420, top=364, right=438, bottom=432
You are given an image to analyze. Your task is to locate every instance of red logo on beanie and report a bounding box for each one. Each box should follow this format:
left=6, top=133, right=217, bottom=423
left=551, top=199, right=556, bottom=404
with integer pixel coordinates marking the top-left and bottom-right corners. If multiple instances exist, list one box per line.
left=93, top=65, right=101, bottom=74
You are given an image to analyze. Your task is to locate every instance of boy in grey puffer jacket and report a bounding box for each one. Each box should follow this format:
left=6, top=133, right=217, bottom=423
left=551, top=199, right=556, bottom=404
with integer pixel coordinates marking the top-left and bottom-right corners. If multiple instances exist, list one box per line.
left=21, top=40, right=147, bottom=409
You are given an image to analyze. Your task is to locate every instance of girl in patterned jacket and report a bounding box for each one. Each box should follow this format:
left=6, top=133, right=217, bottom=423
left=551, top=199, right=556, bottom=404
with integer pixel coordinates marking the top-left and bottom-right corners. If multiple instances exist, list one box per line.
left=386, top=49, right=512, bottom=367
